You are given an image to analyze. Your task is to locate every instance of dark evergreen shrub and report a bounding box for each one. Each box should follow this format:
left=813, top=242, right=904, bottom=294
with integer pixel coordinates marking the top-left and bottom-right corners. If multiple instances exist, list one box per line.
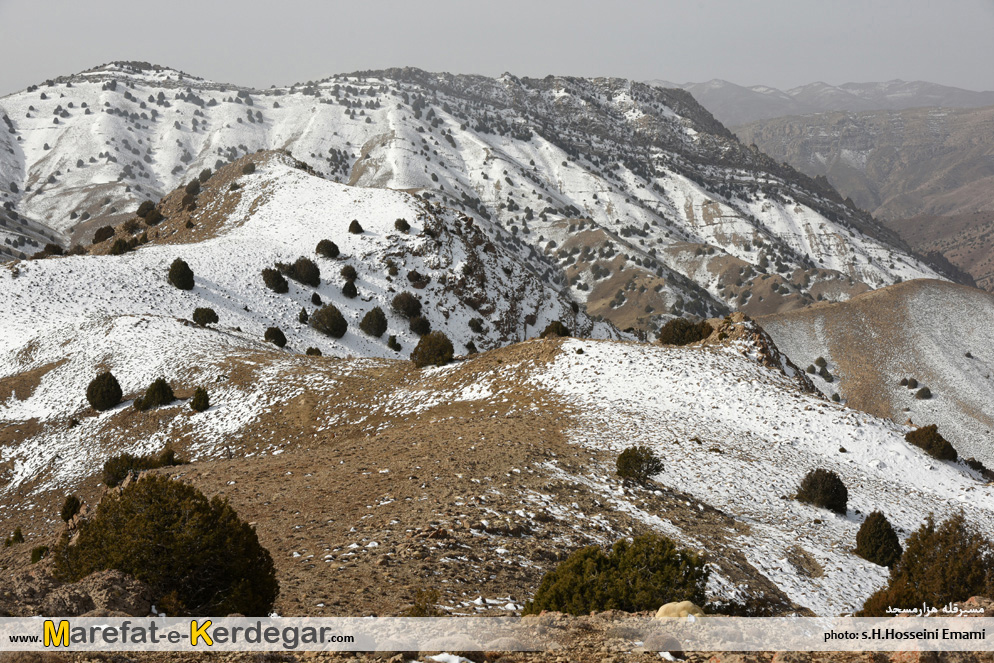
left=93, top=226, right=114, bottom=243
left=657, top=318, right=712, bottom=346
left=796, top=468, right=847, bottom=514
left=391, top=291, right=422, bottom=319
left=360, top=307, right=388, bottom=337
left=282, top=257, right=320, bottom=287
left=305, top=347, right=322, bottom=356
left=859, top=513, right=994, bottom=616
left=264, top=326, right=287, bottom=348
left=53, top=474, right=278, bottom=616
left=168, top=258, right=194, bottom=290
left=905, top=425, right=957, bottom=461
left=311, top=292, right=322, bottom=306
left=31, top=545, right=48, bottom=564
left=60, top=495, right=82, bottom=522
left=899, top=377, right=909, bottom=386
left=856, top=511, right=902, bottom=568
left=198, top=168, right=212, bottom=183
left=310, top=305, right=347, bottom=338
left=411, top=331, right=453, bottom=368
left=190, top=387, right=209, bottom=412
left=907, top=378, right=919, bottom=389
left=340, top=264, right=357, bottom=281
left=915, top=387, right=932, bottom=400
left=109, top=238, right=131, bottom=255
left=342, top=280, right=358, bottom=298
left=102, top=447, right=185, bottom=487
left=262, top=267, right=289, bottom=294
left=144, top=208, right=164, bottom=226
left=192, top=307, right=218, bottom=327
left=616, top=445, right=664, bottom=485
left=522, top=533, right=709, bottom=615
left=807, top=365, right=817, bottom=374
left=831, top=393, right=841, bottom=402
left=348, top=219, right=363, bottom=234
left=466, top=341, right=478, bottom=354
left=387, top=335, right=401, bottom=352
left=242, top=162, right=256, bottom=174
left=86, top=372, right=122, bottom=411
left=540, top=320, right=570, bottom=338
left=468, top=318, right=485, bottom=334
left=44, top=243, right=64, bottom=256
left=134, top=377, right=176, bottom=411
left=316, top=239, right=339, bottom=258
left=184, top=179, right=200, bottom=196
left=298, top=307, right=309, bottom=324
left=136, top=201, right=155, bottom=218
left=394, top=218, right=410, bottom=232
left=409, top=315, right=431, bottom=336
left=815, top=356, right=827, bottom=368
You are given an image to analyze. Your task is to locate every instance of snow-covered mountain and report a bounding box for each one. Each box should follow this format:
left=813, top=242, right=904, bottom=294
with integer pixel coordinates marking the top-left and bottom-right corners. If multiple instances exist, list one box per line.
left=0, top=61, right=944, bottom=333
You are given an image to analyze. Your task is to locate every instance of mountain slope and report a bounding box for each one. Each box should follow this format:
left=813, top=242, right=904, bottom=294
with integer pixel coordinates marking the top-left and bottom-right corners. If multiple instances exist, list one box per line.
left=651, top=78, right=994, bottom=126
left=0, top=62, right=943, bottom=331
left=759, top=279, right=994, bottom=464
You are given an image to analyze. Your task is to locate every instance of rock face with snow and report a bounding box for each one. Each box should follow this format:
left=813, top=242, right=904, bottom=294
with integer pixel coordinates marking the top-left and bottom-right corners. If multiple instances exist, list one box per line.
left=0, top=61, right=944, bottom=332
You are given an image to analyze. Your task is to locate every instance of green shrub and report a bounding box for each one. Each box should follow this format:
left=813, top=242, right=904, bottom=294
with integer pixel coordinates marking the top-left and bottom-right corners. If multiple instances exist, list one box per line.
left=342, top=281, right=357, bottom=298
left=264, top=326, right=287, bottom=348
left=190, top=387, right=209, bottom=413
left=60, top=495, right=82, bottom=522
left=905, top=425, right=957, bottom=461
left=145, top=208, right=164, bottom=226
left=311, top=292, right=322, bottom=306
left=468, top=317, right=485, bottom=334
left=855, top=511, right=902, bottom=568
left=86, top=372, right=122, bottom=411
left=915, top=387, right=932, bottom=400
left=298, top=307, right=309, bottom=324
left=466, top=341, right=478, bottom=354
left=136, top=201, right=155, bottom=218
left=102, top=447, right=186, bottom=487
left=109, top=238, right=131, bottom=255
left=198, top=168, right=212, bottom=183
left=409, top=315, right=431, bottom=336
left=405, top=588, right=441, bottom=616
left=411, top=331, right=453, bottom=368
left=93, top=226, right=114, bottom=243
left=305, top=347, right=322, bottom=357
left=242, top=162, right=256, bottom=174
left=168, top=258, right=194, bottom=290
left=388, top=335, right=401, bottom=352
left=279, top=257, right=320, bottom=287
left=192, top=307, right=218, bottom=327
left=360, top=307, right=388, bottom=337
left=616, top=446, right=664, bottom=485
left=262, top=267, right=289, bottom=294
left=796, top=468, right=848, bottom=514
left=53, top=474, right=278, bottom=616
left=348, top=219, right=363, bottom=234
left=859, top=513, right=994, bottom=616
left=310, top=305, right=347, bottom=338
left=134, top=377, right=176, bottom=411
left=395, top=218, right=411, bottom=232
left=657, top=318, right=712, bottom=346
left=807, top=365, right=816, bottom=374
left=184, top=179, right=200, bottom=196
left=907, top=378, right=919, bottom=389
left=815, top=356, right=827, bottom=368
left=316, top=239, right=339, bottom=259
left=391, top=291, right=422, bottom=319
left=4, top=527, right=24, bottom=546
left=31, top=545, right=49, bottom=564
left=540, top=320, right=570, bottom=338
left=522, top=533, right=709, bottom=615
left=340, top=264, right=357, bottom=281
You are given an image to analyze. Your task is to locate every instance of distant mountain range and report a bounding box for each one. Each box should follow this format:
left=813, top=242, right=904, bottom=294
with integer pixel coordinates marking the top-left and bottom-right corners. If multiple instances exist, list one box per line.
left=648, top=79, right=994, bottom=126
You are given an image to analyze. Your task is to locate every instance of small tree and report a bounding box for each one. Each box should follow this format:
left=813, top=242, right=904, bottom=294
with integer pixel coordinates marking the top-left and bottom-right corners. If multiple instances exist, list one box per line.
left=190, top=387, right=209, bottom=412
left=905, top=425, right=957, bottom=461
left=348, top=219, right=363, bottom=234
left=796, top=468, right=848, bottom=515
left=342, top=281, right=358, bottom=298
left=310, top=305, right=347, bottom=338
left=93, top=226, right=114, bottom=243
left=86, top=372, right=122, bottom=411
left=616, top=446, right=664, bottom=485
left=192, top=307, right=218, bottom=327
left=411, top=331, right=453, bottom=368
left=540, top=320, right=570, bottom=338
left=340, top=264, right=358, bottom=282
left=316, top=239, right=339, bottom=258
left=60, top=495, right=82, bottom=522
left=391, top=291, right=422, bottom=319
left=264, top=326, right=287, bottom=348
left=855, top=511, right=902, bottom=568
left=184, top=179, right=201, bottom=196
left=168, top=258, right=194, bottom=290
left=262, top=267, right=289, bottom=294
left=409, top=315, right=431, bottom=336
left=360, top=307, right=388, bottom=337
left=394, top=218, right=411, bottom=232
left=136, top=201, right=155, bottom=218
left=134, top=377, right=175, bottom=411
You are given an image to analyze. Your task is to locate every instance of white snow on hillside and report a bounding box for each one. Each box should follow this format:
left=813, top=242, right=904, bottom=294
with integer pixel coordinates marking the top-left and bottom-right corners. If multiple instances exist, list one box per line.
left=532, top=338, right=994, bottom=615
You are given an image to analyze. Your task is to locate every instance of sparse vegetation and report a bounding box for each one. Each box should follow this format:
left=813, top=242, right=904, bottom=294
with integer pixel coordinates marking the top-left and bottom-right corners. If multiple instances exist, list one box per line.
left=86, top=371, right=122, bottom=411
left=411, top=331, right=453, bottom=368
left=616, top=445, right=664, bottom=485
left=905, top=424, right=957, bottom=461
left=53, top=474, right=278, bottom=616
left=796, top=468, right=847, bottom=514
left=523, top=533, right=709, bottom=615
left=855, top=511, right=902, bottom=568
left=310, top=304, right=347, bottom=338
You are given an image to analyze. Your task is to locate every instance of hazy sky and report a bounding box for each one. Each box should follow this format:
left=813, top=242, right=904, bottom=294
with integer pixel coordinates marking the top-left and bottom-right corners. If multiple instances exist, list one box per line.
left=1, top=0, right=993, bottom=96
